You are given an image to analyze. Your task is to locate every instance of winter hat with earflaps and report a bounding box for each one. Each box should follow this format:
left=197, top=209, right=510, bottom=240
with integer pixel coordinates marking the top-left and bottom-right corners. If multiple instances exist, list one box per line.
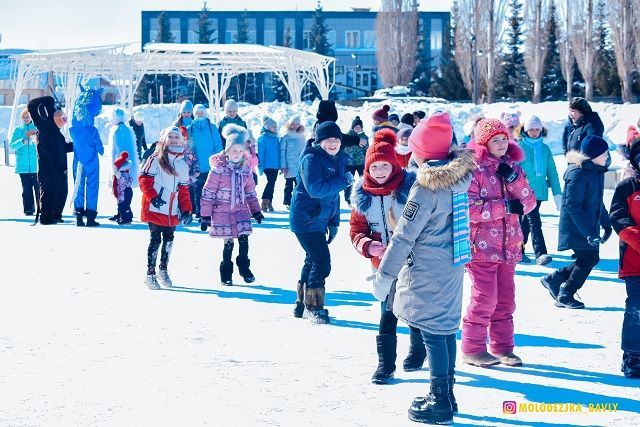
left=372, top=105, right=390, bottom=123
left=473, top=118, right=509, bottom=147
left=223, top=124, right=249, bottom=152
left=409, top=111, right=454, bottom=160
left=580, top=135, right=609, bottom=159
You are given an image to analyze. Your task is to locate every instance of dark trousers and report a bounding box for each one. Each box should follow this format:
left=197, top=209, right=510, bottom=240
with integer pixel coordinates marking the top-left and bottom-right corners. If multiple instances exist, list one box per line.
left=19, top=173, right=39, bottom=214
left=117, top=187, right=133, bottom=223
left=344, top=165, right=364, bottom=204
left=283, top=177, right=297, bottom=206
left=520, top=200, right=547, bottom=257
left=295, top=231, right=331, bottom=289
left=551, top=249, right=600, bottom=294
left=223, top=235, right=250, bottom=262
left=39, top=171, right=68, bottom=223
left=262, top=168, right=279, bottom=200
left=147, top=223, right=175, bottom=274
left=421, top=330, right=457, bottom=379
left=622, top=277, right=640, bottom=353
left=190, top=174, right=207, bottom=216
left=380, top=297, right=399, bottom=334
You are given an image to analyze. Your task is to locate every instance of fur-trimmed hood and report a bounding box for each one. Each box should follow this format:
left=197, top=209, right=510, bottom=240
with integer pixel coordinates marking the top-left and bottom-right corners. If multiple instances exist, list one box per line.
left=417, top=148, right=476, bottom=191
left=474, top=141, right=525, bottom=164
left=565, top=150, right=591, bottom=167
left=351, top=169, right=416, bottom=214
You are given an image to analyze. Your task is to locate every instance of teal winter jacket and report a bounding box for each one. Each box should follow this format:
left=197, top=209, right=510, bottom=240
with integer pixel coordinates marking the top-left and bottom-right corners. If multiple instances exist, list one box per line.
left=10, top=122, right=38, bottom=174
left=517, top=131, right=561, bottom=201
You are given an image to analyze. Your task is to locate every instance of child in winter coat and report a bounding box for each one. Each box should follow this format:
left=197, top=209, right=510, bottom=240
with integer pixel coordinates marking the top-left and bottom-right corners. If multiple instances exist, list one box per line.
left=374, top=112, right=476, bottom=424
left=372, top=105, right=397, bottom=133
left=609, top=140, right=640, bottom=378
left=173, top=100, right=194, bottom=128
left=290, top=121, right=352, bottom=324
left=541, top=135, right=612, bottom=309
left=129, top=112, right=148, bottom=161
left=257, top=116, right=281, bottom=212
left=112, top=151, right=134, bottom=225
left=10, top=108, right=39, bottom=216
left=139, top=126, right=193, bottom=290
left=395, top=127, right=413, bottom=168
left=109, top=109, right=140, bottom=223
left=462, top=118, right=536, bottom=368
left=279, top=115, right=306, bottom=209
left=515, top=115, right=562, bottom=265
left=344, top=116, right=369, bottom=204
left=218, top=99, right=247, bottom=137
left=200, top=124, right=264, bottom=286
left=350, top=129, right=421, bottom=385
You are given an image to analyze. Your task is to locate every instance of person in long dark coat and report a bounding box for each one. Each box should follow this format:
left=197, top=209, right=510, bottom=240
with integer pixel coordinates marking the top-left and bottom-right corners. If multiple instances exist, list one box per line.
left=562, top=97, right=605, bottom=154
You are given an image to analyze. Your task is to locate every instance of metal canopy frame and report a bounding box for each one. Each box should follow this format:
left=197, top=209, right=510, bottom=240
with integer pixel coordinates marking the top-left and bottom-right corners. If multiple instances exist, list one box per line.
left=6, top=42, right=335, bottom=143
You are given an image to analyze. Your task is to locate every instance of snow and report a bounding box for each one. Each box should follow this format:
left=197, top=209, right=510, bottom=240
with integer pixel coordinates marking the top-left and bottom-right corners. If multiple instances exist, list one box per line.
left=1, top=101, right=639, bottom=426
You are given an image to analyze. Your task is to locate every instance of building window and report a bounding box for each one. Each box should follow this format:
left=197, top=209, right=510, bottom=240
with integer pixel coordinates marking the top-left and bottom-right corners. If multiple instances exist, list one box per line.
left=327, top=30, right=336, bottom=49
left=303, top=30, right=312, bottom=50
left=226, top=31, right=237, bottom=43
left=283, top=18, right=296, bottom=47
left=264, top=30, right=276, bottom=46
left=363, top=31, right=376, bottom=48
left=0, top=94, right=5, bottom=105
left=335, top=65, right=345, bottom=76
left=430, top=19, right=443, bottom=51
left=150, top=17, right=181, bottom=42
left=188, top=17, right=218, bottom=43
left=345, top=31, right=360, bottom=48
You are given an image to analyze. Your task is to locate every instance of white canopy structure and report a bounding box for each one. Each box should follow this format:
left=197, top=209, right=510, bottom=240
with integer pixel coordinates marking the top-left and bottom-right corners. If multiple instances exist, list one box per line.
left=6, top=42, right=335, bottom=144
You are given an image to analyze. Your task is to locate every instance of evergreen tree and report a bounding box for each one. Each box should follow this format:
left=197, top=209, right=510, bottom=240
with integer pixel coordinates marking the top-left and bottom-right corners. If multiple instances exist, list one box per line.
left=135, top=11, right=174, bottom=104
left=196, top=1, right=216, bottom=44
left=408, top=22, right=430, bottom=96
left=593, top=0, right=620, bottom=97
left=272, top=26, right=293, bottom=102
left=496, top=0, right=530, bottom=100
left=303, top=1, right=332, bottom=101
left=541, top=0, right=566, bottom=100
left=426, top=2, right=469, bottom=100
left=229, top=10, right=258, bottom=103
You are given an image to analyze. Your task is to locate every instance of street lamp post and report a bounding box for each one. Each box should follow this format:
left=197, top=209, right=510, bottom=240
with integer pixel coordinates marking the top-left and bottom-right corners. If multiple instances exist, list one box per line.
left=351, top=53, right=358, bottom=100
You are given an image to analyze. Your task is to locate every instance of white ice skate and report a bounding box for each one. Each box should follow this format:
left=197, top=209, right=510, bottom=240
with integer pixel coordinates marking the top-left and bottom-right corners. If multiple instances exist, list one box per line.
left=157, top=269, right=173, bottom=288
left=145, top=274, right=161, bottom=290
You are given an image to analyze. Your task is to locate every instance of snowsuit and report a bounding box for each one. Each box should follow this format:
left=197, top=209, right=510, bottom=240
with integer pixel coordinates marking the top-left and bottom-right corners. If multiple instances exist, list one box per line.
left=70, top=118, right=103, bottom=217
left=113, top=170, right=133, bottom=224
left=462, top=142, right=536, bottom=355
left=562, top=112, right=605, bottom=154
left=257, top=128, right=281, bottom=201
left=188, top=117, right=223, bottom=215
left=279, top=129, right=306, bottom=206
left=129, top=117, right=148, bottom=160
left=343, top=130, right=368, bottom=204
left=27, top=96, right=74, bottom=224
left=10, top=121, right=39, bottom=214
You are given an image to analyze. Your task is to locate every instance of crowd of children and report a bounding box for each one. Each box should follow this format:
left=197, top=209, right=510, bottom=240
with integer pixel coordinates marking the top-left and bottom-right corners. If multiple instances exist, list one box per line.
left=13, top=95, right=640, bottom=425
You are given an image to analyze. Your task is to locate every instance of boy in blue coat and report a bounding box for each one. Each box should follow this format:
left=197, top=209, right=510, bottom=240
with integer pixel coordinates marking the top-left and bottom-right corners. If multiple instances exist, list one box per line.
left=257, top=116, right=281, bottom=212
left=290, top=121, right=353, bottom=324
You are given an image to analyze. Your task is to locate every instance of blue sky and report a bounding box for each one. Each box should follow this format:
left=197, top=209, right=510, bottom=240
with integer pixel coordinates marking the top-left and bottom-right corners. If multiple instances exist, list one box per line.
left=0, top=0, right=453, bottom=50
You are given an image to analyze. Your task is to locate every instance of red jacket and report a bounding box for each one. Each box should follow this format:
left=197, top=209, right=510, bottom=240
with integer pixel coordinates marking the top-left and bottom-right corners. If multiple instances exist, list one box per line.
left=139, top=152, right=192, bottom=227
left=610, top=175, right=640, bottom=278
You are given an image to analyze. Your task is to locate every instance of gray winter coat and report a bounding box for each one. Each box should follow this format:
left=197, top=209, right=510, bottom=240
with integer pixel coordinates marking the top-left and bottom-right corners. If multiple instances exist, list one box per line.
left=376, top=149, right=476, bottom=335
left=279, top=130, right=306, bottom=179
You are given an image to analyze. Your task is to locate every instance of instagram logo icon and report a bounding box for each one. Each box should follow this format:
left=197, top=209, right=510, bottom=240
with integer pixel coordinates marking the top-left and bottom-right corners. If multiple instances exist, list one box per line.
left=503, top=401, right=517, bottom=414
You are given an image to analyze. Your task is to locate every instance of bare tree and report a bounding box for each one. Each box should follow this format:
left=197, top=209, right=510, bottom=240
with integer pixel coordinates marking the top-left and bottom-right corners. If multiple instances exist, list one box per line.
left=557, top=0, right=574, bottom=100
left=633, top=1, right=640, bottom=68
left=375, top=0, right=419, bottom=87
left=570, top=0, right=597, bottom=101
left=476, top=0, right=509, bottom=103
left=608, top=0, right=636, bottom=102
left=454, top=0, right=475, bottom=98
left=523, top=0, right=549, bottom=103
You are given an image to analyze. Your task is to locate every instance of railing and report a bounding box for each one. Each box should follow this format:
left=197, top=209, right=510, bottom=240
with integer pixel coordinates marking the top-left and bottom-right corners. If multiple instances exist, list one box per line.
left=2, top=139, right=9, bottom=167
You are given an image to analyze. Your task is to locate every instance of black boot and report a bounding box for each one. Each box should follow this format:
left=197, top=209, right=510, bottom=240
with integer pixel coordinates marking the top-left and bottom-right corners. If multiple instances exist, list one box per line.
left=220, top=261, right=234, bottom=286
left=541, top=272, right=564, bottom=301
left=555, top=282, right=584, bottom=309
left=85, top=210, right=100, bottom=227
left=293, top=281, right=305, bottom=318
left=408, top=377, right=454, bottom=425
left=412, top=376, right=458, bottom=415
left=235, top=256, right=255, bottom=283
left=372, top=334, right=397, bottom=384
left=622, top=352, right=640, bottom=378
left=403, top=327, right=427, bottom=372
left=75, top=209, right=85, bottom=227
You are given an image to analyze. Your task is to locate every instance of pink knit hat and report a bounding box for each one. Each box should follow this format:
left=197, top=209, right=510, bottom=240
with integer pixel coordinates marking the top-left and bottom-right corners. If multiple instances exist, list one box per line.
left=408, top=111, right=453, bottom=160
left=473, top=118, right=509, bottom=147
left=372, top=104, right=390, bottom=123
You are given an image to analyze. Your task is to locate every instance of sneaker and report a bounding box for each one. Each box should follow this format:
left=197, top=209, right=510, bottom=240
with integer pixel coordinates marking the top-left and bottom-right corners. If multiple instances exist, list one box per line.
left=303, top=307, right=330, bottom=324
left=462, top=351, right=501, bottom=367
left=540, top=275, right=562, bottom=300
left=157, top=269, right=173, bottom=288
left=145, top=274, right=161, bottom=290
left=492, top=352, right=523, bottom=367
left=536, top=254, right=552, bottom=265
left=555, top=295, right=585, bottom=309
left=519, top=254, right=532, bottom=264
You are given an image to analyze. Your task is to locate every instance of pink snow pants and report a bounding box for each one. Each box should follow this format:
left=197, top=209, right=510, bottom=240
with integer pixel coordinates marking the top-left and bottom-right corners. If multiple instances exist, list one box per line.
left=462, top=261, right=516, bottom=355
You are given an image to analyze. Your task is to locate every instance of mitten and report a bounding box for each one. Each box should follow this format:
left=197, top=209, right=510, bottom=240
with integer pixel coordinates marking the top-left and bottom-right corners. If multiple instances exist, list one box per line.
left=497, top=162, right=518, bottom=183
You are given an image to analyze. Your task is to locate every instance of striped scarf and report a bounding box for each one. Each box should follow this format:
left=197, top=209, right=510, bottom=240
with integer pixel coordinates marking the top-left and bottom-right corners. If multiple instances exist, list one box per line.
left=452, top=191, right=471, bottom=266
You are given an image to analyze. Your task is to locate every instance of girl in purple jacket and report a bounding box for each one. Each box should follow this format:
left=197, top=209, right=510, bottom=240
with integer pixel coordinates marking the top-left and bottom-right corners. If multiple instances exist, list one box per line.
left=200, top=124, right=264, bottom=286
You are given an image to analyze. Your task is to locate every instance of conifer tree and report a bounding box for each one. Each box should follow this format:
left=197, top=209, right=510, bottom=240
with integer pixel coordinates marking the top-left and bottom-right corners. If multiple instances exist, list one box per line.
left=136, top=11, right=174, bottom=104
left=593, top=0, right=620, bottom=97
left=541, top=1, right=566, bottom=100
left=303, top=1, right=332, bottom=100
left=408, top=23, right=430, bottom=96
left=196, top=2, right=216, bottom=44
left=496, top=0, right=530, bottom=100
left=272, top=26, right=293, bottom=102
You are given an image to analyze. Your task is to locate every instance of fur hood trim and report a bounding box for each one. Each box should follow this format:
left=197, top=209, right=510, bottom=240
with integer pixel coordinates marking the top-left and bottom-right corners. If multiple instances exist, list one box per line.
left=350, top=170, right=417, bottom=214
left=565, top=150, right=590, bottom=167
left=417, top=149, right=476, bottom=191
left=474, top=141, right=525, bottom=163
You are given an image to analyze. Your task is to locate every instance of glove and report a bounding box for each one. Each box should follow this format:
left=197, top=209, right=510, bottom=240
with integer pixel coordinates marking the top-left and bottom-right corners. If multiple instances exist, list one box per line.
left=372, top=271, right=395, bottom=302
left=151, top=196, right=166, bottom=209
left=497, top=162, right=518, bottom=183
left=200, top=216, right=211, bottom=231
left=587, top=235, right=602, bottom=247
left=180, top=212, right=193, bottom=225
left=505, top=199, right=524, bottom=215
left=367, top=241, right=387, bottom=258
left=344, top=172, right=354, bottom=186
left=553, top=194, right=562, bottom=211
left=326, top=225, right=338, bottom=244
left=252, top=211, right=264, bottom=224
left=601, top=225, right=613, bottom=243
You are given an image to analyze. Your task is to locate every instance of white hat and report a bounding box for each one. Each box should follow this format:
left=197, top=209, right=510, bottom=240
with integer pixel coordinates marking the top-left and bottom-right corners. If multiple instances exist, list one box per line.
left=133, top=111, right=144, bottom=122
left=224, top=99, right=238, bottom=112
left=524, top=115, right=543, bottom=132
left=222, top=124, right=249, bottom=152
left=111, top=108, right=126, bottom=124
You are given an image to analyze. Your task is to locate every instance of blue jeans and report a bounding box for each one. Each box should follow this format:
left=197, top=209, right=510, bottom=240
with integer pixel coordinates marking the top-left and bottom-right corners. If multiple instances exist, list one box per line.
left=421, top=330, right=457, bottom=379
left=622, top=277, right=640, bottom=353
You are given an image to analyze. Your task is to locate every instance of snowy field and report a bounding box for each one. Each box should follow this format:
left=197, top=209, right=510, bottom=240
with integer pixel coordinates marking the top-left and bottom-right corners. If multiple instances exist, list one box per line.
left=1, top=100, right=639, bottom=426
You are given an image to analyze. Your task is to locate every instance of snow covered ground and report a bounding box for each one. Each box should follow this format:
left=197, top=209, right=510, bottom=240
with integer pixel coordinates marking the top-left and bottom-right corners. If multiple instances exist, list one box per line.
left=0, top=139, right=639, bottom=425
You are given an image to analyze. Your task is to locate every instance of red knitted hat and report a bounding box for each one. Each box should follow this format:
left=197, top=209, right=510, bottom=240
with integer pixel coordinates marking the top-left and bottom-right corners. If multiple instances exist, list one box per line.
left=114, top=151, right=131, bottom=171
left=408, top=111, right=453, bottom=160
left=365, top=129, right=400, bottom=171
left=473, top=118, right=509, bottom=147
left=372, top=104, right=390, bottom=123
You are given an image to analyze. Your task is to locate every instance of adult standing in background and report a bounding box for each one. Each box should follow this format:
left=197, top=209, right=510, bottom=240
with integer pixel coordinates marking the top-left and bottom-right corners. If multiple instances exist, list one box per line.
left=562, top=97, right=605, bottom=154
left=10, top=108, right=39, bottom=216
left=129, top=111, right=148, bottom=161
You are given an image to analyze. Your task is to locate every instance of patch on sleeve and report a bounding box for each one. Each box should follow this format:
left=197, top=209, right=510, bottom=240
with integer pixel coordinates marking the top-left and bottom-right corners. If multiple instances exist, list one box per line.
left=403, top=201, right=420, bottom=221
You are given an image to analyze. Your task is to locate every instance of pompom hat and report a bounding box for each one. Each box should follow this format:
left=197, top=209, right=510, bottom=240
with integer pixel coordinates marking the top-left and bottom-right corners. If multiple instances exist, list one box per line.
left=473, top=118, right=509, bottom=147
left=372, top=104, right=391, bottom=123
left=365, top=129, right=400, bottom=171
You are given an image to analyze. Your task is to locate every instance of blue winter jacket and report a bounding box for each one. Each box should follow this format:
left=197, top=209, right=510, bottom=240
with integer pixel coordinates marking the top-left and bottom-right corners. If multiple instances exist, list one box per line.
left=10, top=122, right=38, bottom=174
left=188, top=118, right=223, bottom=173
left=257, top=128, right=281, bottom=172
left=289, top=144, right=350, bottom=233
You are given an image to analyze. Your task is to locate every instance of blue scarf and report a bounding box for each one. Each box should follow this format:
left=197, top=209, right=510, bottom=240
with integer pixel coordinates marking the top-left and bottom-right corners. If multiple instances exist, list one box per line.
left=452, top=191, right=471, bottom=266
left=522, top=135, right=545, bottom=177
